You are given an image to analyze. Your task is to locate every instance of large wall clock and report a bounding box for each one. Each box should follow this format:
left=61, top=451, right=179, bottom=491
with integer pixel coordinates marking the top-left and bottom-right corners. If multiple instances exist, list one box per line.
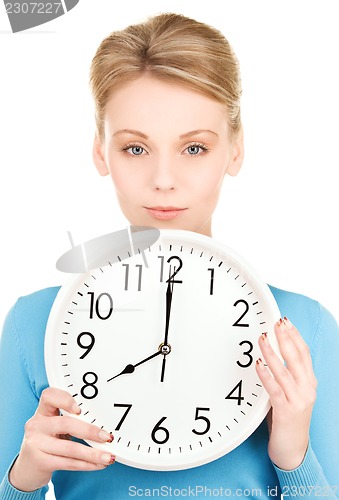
left=45, top=229, right=281, bottom=471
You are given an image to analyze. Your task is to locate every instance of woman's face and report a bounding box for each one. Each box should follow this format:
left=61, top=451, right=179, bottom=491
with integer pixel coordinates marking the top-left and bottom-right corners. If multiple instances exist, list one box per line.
left=93, top=76, right=243, bottom=236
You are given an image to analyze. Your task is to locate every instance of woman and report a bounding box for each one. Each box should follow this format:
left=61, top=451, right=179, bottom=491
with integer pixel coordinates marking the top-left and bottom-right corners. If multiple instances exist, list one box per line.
left=0, top=12, right=338, bottom=499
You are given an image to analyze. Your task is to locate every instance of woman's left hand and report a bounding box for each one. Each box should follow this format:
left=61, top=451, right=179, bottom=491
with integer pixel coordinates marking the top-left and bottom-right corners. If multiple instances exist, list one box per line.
left=256, top=317, right=318, bottom=471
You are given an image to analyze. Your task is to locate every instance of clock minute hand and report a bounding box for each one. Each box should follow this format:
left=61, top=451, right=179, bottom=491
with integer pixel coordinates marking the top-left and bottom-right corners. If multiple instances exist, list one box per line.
left=107, top=350, right=162, bottom=382
left=163, top=279, right=174, bottom=346
left=160, top=279, right=174, bottom=383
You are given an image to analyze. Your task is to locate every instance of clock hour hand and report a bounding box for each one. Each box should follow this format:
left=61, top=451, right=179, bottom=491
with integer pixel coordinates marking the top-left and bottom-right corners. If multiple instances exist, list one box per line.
left=107, top=350, right=162, bottom=382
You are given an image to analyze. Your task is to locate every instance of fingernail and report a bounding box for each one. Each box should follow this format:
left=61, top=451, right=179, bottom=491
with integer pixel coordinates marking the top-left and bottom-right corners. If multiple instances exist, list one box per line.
left=283, top=316, right=293, bottom=329
left=261, top=332, right=269, bottom=344
left=101, top=453, right=116, bottom=465
left=256, top=358, right=264, bottom=369
left=277, top=317, right=283, bottom=327
left=71, top=403, right=81, bottom=415
left=99, top=430, right=114, bottom=443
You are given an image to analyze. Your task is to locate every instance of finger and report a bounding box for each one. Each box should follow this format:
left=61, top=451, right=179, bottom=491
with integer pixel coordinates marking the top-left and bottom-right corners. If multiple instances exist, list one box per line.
left=258, top=332, right=297, bottom=396
left=54, top=417, right=114, bottom=444
left=29, top=415, right=114, bottom=444
left=40, top=435, right=116, bottom=467
left=272, top=320, right=309, bottom=386
left=281, top=317, right=317, bottom=386
left=37, top=388, right=81, bottom=417
left=31, top=448, right=112, bottom=473
left=255, top=358, right=287, bottom=409
left=47, top=456, right=109, bottom=472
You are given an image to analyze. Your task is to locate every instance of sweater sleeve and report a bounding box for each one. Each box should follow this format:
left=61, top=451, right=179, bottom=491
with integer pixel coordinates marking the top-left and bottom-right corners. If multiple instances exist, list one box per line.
left=274, top=443, right=338, bottom=498
left=0, top=303, right=48, bottom=499
left=0, top=460, right=45, bottom=500
left=273, top=303, right=339, bottom=499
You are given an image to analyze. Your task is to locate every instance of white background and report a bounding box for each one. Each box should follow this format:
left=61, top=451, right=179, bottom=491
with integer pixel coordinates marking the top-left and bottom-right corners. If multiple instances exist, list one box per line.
left=1, top=0, right=338, bottom=320
left=0, top=1, right=338, bottom=496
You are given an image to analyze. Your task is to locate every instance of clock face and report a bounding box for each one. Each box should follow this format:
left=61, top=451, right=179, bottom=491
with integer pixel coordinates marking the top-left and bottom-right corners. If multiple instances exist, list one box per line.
left=45, top=229, right=281, bottom=471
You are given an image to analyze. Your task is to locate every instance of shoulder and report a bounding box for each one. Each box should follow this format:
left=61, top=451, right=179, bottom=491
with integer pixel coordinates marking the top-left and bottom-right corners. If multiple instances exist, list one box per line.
left=268, top=284, right=338, bottom=351
left=1, top=286, right=61, bottom=398
left=9, top=286, right=61, bottom=362
left=3, top=286, right=61, bottom=342
left=13, top=286, right=61, bottom=332
left=268, top=284, right=320, bottom=325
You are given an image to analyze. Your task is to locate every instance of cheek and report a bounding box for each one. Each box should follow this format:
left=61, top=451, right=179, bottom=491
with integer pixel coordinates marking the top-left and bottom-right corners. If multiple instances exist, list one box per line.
left=108, top=167, right=140, bottom=199
left=194, top=169, right=225, bottom=199
left=191, top=152, right=228, bottom=193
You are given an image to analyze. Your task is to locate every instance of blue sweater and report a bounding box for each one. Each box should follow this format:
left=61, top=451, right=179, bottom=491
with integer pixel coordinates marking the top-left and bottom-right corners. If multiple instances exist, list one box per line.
left=0, top=285, right=338, bottom=499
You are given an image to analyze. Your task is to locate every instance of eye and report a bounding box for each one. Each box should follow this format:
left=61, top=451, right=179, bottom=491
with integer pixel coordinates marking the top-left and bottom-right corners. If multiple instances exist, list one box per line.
left=184, top=143, right=209, bottom=156
left=122, top=144, right=147, bottom=156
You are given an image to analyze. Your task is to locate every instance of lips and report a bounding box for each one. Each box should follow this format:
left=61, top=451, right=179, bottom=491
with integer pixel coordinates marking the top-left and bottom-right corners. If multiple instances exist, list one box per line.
left=145, top=206, right=187, bottom=220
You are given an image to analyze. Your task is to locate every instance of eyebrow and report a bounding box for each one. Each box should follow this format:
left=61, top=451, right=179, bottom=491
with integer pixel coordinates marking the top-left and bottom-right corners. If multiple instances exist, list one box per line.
left=113, top=129, right=148, bottom=139
left=112, top=129, right=219, bottom=140
left=179, top=129, right=219, bottom=139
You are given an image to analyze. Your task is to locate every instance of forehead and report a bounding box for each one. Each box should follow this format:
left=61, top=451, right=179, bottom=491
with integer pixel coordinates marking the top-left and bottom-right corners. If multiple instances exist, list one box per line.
left=104, top=76, right=229, bottom=138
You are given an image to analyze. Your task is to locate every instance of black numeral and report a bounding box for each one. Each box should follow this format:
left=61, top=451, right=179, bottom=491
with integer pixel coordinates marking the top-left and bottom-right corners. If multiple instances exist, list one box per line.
left=80, top=372, right=98, bottom=399
left=192, top=407, right=211, bottom=435
left=237, top=340, right=253, bottom=368
left=225, top=380, right=244, bottom=405
left=232, top=299, right=249, bottom=327
left=207, top=268, right=214, bottom=295
left=88, top=292, right=113, bottom=320
left=77, top=332, right=95, bottom=359
left=158, top=255, right=183, bottom=283
left=151, top=416, right=170, bottom=444
left=166, top=256, right=183, bottom=283
left=113, top=403, right=132, bottom=431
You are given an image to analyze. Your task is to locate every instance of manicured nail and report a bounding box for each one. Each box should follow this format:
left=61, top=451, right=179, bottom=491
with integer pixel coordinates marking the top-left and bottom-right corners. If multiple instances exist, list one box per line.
left=277, top=318, right=283, bottom=327
left=283, top=316, right=293, bottom=329
left=261, top=332, right=269, bottom=344
left=99, top=430, right=114, bottom=443
left=256, top=358, right=264, bottom=369
left=72, top=403, right=81, bottom=415
left=101, top=453, right=116, bottom=465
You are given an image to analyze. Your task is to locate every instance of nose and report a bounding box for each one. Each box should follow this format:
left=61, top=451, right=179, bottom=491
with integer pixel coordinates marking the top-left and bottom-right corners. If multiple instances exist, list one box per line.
left=151, top=154, right=176, bottom=191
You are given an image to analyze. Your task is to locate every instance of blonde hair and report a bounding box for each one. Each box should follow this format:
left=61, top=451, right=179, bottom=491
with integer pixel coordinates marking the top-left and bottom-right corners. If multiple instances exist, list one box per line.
left=90, top=13, right=242, bottom=139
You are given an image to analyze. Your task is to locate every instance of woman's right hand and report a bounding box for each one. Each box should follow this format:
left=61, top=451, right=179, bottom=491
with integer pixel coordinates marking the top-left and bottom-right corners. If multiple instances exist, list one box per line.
left=9, top=388, right=115, bottom=492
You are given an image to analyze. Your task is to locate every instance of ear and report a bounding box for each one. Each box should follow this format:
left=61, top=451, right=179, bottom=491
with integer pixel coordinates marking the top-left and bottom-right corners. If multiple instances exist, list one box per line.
left=93, top=133, right=109, bottom=176
left=226, top=128, right=244, bottom=177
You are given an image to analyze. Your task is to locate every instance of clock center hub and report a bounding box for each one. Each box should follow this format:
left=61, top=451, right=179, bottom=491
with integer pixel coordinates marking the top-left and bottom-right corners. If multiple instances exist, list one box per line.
left=159, top=342, right=171, bottom=355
